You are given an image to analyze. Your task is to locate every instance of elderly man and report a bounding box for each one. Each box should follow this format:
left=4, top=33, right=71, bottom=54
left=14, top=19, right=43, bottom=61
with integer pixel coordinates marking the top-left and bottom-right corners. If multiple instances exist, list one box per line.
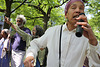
left=24, top=0, right=100, bottom=67
left=5, top=15, right=32, bottom=67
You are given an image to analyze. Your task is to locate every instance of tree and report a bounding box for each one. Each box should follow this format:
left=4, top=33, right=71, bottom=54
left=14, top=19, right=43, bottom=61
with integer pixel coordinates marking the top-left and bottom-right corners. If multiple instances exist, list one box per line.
left=12, top=0, right=68, bottom=31
left=0, top=0, right=27, bottom=29
left=0, top=0, right=69, bottom=30
left=87, top=0, right=100, bottom=40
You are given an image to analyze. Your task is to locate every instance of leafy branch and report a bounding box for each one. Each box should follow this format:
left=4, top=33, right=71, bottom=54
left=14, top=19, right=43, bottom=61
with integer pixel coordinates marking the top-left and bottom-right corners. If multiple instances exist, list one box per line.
left=0, top=9, right=6, bottom=13
left=11, top=0, right=27, bottom=13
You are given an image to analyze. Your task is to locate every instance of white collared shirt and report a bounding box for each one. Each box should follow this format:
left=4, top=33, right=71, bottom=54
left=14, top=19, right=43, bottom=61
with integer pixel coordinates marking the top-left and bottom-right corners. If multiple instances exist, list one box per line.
left=26, top=24, right=100, bottom=67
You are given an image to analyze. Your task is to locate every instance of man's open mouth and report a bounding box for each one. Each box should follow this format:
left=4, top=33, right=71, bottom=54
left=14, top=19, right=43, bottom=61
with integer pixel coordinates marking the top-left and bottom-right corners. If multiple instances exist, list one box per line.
left=73, top=15, right=79, bottom=19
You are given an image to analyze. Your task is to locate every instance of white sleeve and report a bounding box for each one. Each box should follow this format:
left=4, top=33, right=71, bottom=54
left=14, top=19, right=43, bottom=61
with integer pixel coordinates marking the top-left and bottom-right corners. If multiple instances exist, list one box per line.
left=25, top=28, right=50, bottom=59
left=87, top=43, right=100, bottom=66
left=3, top=39, right=9, bottom=48
left=26, top=40, right=39, bottom=58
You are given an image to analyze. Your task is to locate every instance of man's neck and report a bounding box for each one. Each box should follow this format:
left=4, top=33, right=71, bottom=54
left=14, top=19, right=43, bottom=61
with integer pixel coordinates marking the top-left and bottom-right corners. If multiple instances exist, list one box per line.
left=66, top=22, right=76, bottom=31
left=20, top=26, right=24, bottom=29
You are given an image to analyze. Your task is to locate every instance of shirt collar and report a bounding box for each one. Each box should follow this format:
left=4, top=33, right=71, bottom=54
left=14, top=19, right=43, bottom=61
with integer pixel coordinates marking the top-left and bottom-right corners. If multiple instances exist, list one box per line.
left=62, top=23, right=76, bottom=32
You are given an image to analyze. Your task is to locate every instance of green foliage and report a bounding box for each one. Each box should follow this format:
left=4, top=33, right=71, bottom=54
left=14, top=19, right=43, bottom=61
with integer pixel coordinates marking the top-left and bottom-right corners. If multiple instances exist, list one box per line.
left=49, top=7, right=65, bottom=27
left=0, top=0, right=6, bottom=9
left=87, top=0, right=100, bottom=14
left=10, top=0, right=67, bottom=30
left=88, top=0, right=100, bottom=40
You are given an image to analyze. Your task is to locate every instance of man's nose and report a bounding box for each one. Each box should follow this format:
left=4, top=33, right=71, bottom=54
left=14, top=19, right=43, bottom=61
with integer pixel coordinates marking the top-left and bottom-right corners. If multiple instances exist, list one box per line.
left=75, top=8, right=81, bottom=13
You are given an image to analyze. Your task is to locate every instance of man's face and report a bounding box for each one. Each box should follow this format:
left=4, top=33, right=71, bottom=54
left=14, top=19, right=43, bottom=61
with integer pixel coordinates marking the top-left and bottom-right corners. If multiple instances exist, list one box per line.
left=16, top=18, right=24, bottom=28
left=65, top=1, right=84, bottom=25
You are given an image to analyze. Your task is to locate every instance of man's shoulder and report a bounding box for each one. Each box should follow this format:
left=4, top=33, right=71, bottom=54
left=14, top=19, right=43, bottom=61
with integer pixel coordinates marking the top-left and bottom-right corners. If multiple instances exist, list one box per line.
left=24, top=27, right=30, bottom=30
left=23, top=27, right=31, bottom=34
left=45, top=25, right=62, bottom=33
left=48, top=25, right=61, bottom=30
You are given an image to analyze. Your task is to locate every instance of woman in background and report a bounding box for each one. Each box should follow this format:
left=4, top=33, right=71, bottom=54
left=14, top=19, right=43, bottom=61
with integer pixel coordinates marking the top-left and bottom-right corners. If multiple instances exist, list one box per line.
left=32, top=25, right=44, bottom=67
left=0, top=29, right=11, bottom=67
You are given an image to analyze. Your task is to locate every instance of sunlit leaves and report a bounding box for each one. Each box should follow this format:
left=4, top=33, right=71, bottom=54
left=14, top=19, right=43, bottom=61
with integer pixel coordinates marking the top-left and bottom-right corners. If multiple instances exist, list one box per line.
left=88, top=0, right=100, bottom=40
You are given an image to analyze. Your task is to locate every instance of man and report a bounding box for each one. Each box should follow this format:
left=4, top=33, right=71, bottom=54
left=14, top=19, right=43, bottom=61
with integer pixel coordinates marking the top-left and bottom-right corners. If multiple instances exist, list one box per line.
left=24, top=0, right=100, bottom=67
left=5, top=15, right=32, bottom=67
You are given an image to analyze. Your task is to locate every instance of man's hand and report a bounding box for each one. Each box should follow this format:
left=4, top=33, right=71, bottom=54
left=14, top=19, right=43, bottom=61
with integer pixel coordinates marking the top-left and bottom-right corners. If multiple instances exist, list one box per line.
left=76, top=14, right=98, bottom=46
left=24, top=56, right=35, bottom=67
left=3, top=48, right=7, bottom=51
left=4, top=16, right=10, bottom=24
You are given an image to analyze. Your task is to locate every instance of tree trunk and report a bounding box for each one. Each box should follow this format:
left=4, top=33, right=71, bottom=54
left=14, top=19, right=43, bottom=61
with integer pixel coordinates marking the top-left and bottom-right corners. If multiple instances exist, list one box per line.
left=42, top=15, right=50, bottom=66
left=43, top=21, right=48, bottom=31
left=4, top=0, right=13, bottom=29
left=43, top=15, right=50, bottom=31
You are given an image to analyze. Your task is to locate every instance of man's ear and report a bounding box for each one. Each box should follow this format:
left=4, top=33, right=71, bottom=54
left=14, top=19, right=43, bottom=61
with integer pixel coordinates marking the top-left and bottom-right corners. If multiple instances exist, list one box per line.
left=22, top=21, right=25, bottom=25
left=23, top=22, right=25, bottom=25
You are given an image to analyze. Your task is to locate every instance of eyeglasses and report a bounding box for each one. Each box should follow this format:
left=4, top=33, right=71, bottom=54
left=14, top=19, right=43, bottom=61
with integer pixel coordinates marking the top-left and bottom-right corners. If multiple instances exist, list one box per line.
left=17, top=20, right=22, bottom=22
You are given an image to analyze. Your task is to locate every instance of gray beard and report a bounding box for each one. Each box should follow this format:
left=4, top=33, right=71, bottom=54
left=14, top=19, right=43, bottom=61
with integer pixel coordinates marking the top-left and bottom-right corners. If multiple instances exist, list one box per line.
left=16, top=23, right=24, bottom=28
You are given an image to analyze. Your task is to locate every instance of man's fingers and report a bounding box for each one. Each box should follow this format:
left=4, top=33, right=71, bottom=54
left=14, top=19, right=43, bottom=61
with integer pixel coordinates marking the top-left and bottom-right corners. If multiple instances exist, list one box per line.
left=76, top=15, right=87, bottom=22
left=24, top=61, right=30, bottom=67
left=76, top=22, right=90, bottom=27
left=24, top=60, right=34, bottom=67
left=24, top=62, right=34, bottom=67
left=24, top=56, right=35, bottom=67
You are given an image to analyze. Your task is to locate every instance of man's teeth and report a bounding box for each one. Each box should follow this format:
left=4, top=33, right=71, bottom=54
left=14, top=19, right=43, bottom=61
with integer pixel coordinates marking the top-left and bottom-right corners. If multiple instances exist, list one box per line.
left=73, top=16, right=79, bottom=18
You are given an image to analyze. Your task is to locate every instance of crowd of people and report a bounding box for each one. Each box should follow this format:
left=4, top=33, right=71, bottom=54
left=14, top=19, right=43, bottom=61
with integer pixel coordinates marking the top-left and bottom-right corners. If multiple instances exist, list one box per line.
left=24, top=0, right=100, bottom=67
left=0, top=0, right=100, bottom=67
left=0, top=15, right=45, bottom=67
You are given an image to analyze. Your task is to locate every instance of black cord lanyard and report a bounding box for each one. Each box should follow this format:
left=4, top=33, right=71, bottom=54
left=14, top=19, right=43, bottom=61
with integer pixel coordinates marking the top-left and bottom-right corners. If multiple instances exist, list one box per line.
left=59, top=25, right=63, bottom=67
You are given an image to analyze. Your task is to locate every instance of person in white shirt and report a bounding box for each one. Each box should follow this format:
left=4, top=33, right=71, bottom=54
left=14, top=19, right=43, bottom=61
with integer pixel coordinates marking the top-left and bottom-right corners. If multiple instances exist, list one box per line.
left=24, top=0, right=100, bottom=67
